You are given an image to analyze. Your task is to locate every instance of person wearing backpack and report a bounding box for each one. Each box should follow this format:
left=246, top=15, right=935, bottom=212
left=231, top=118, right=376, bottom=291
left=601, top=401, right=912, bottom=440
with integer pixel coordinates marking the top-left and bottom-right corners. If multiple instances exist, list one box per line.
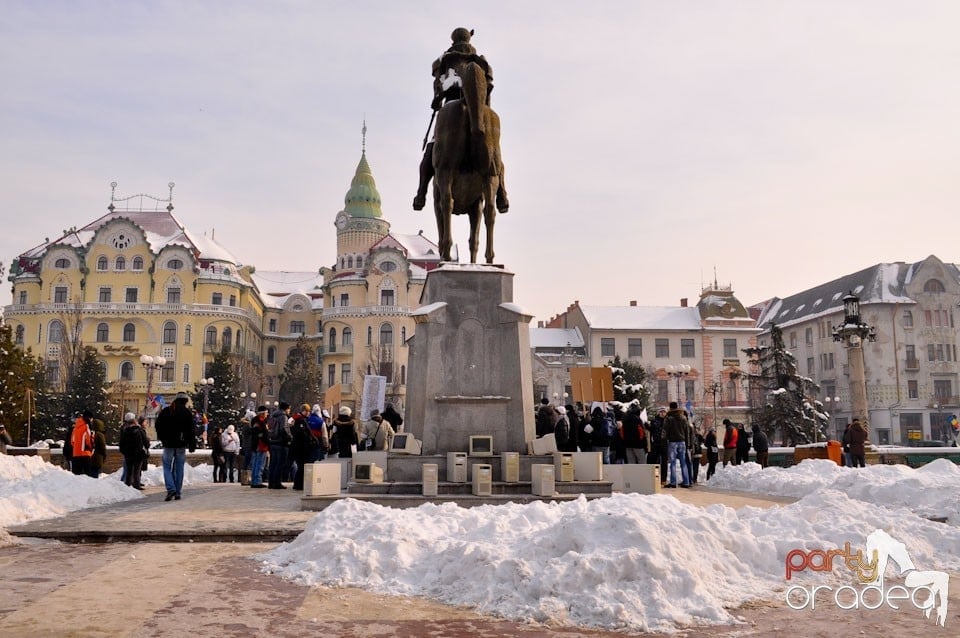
left=155, top=392, right=197, bottom=501
left=622, top=405, right=647, bottom=464
left=69, top=411, right=95, bottom=476
left=589, top=404, right=616, bottom=465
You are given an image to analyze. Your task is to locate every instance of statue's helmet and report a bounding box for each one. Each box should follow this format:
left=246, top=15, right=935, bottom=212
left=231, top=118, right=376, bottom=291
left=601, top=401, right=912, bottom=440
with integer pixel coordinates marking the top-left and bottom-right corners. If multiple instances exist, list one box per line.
left=451, top=27, right=473, bottom=43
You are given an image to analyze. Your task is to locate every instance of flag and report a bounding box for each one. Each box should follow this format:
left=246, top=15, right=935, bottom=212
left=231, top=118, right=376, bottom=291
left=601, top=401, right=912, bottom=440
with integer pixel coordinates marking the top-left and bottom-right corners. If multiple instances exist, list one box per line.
left=639, top=407, right=649, bottom=424
left=685, top=400, right=694, bottom=417
left=951, top=415, right=959, bottom=431
left=155, top=394, right=166, bottom=409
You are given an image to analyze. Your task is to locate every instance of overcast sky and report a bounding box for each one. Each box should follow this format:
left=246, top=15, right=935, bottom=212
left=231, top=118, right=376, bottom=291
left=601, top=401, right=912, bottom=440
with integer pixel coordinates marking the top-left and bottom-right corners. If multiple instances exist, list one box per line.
left=3, top=1, right=959, bottom=323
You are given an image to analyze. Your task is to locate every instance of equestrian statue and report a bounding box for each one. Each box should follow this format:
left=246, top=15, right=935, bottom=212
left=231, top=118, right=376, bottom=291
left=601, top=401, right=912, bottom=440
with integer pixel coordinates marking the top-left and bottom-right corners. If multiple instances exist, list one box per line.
left=413, top=28, right=509, bottom=264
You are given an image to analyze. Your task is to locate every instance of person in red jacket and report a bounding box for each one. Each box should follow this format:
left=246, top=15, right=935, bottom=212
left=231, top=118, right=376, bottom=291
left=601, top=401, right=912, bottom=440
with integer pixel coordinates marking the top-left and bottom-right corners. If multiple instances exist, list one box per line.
left=722, top=419, right=738, bottom=467
left=70, top=411, right=95, bottom=476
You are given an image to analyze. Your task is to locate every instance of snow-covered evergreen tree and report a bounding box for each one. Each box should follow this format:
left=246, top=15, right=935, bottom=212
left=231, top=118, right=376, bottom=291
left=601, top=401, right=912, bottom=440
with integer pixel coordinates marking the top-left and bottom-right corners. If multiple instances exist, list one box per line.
left=606, top=355, right=651, bottom=413
left=194, top=350, right=238, bottom=429
left=744, top=324, right=827, bottom=445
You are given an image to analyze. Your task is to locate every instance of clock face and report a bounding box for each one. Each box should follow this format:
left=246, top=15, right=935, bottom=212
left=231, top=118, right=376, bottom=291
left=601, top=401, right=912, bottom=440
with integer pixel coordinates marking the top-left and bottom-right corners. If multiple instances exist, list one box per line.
left=336, top=213, right=348, bottom=229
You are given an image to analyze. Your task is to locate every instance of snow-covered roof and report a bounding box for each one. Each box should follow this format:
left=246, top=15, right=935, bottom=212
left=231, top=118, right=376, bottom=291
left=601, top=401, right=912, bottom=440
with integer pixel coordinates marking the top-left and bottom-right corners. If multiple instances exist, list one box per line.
left=390, top=232, right=446, bottom=262
left=753, top=258, right=954, bottom=329
left=530, top=327, right=584, bottom=349
left=580, top=305, right=702, bottom=330
left=19, top=209, right=239, bottom=266
left=250, top=271, right=324, bottom=310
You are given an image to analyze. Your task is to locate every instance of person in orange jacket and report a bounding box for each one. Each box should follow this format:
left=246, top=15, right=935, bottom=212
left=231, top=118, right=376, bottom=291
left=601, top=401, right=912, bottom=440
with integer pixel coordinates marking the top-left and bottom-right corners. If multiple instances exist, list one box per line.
left=70, top=411, right=95, bottom=476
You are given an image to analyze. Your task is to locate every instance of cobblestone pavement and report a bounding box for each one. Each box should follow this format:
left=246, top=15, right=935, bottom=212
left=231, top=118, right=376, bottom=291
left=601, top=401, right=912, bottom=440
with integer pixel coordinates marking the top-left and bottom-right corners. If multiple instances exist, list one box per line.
left=2, top=484, right=956, bottom=637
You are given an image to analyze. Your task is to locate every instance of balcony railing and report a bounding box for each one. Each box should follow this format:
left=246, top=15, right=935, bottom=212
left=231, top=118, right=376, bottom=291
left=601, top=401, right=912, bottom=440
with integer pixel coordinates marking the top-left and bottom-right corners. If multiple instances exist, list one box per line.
left=904, top=357, right=920, bottom=371
left=930, top=396, right=960, bottom=408
left=317, top=344, right=354, bottom=356
left=3, top=301, right=256, bottom=322
left=322, top=305, right=411, bottom=319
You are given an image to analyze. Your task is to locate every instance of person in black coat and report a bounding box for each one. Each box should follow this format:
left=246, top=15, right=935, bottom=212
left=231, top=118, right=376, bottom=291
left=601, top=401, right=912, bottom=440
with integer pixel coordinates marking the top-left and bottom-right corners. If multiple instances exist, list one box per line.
left=333, top=406, right=359, bottom=458
left=381, top=403, right=404, bottom=433
left=735, top=423, right=751, bottom=465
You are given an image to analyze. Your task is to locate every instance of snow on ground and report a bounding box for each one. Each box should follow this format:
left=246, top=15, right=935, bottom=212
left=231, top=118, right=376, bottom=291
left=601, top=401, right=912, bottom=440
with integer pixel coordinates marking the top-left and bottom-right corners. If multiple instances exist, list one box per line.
left=0, top=454, right=215, bottom=533
left=2, top=451, right=958, bottom=633
left=259, top=460, right=960, bottom=633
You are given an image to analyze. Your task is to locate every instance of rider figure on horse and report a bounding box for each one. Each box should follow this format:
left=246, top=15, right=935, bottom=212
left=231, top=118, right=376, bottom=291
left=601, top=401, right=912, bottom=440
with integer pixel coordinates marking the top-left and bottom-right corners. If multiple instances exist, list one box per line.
left=414, top=28, right=509, bottom=214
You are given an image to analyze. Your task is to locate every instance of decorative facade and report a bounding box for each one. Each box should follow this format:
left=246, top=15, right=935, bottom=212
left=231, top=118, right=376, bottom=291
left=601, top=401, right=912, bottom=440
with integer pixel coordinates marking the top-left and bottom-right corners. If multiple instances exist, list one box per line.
left=544, top=284, right=760, bottom=429
left=4, top=146, right=443, bottom=421
left=752, top=254, right=960, bottom=445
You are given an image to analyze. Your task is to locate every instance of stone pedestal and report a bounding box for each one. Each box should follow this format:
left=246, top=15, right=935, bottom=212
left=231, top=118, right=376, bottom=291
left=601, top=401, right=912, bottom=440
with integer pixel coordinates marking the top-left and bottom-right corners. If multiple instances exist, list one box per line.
left=405, top=264, right=535, bottom=454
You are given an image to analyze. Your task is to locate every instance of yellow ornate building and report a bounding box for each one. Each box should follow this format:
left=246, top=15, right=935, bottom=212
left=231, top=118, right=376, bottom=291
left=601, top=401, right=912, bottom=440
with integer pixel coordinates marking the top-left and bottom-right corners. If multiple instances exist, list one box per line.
left=4, top=146, right=443, bottom=420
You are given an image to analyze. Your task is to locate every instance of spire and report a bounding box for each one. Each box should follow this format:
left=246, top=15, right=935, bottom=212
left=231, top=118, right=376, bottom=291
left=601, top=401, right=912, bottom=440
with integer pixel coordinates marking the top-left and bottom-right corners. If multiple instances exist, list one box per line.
left=343, top=120, right=382, bottom=219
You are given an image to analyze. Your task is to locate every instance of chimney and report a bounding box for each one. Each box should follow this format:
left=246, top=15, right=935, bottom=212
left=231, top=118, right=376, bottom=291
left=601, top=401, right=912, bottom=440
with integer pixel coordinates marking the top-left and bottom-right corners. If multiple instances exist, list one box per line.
left=680, top=298, right=688, bottom=307
left=629, top=300, right=637, bottom=307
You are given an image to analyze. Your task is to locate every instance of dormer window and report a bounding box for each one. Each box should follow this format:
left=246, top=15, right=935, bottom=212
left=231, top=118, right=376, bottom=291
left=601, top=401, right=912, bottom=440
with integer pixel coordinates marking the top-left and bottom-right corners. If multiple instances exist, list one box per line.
left=167, top=258, right=184, bottom=270
left=54, top=258, right=71, bottom=269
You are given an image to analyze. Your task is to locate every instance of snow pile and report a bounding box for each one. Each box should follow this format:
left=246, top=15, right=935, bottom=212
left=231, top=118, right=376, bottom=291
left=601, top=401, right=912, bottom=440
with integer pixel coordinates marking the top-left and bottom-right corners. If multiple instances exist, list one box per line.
left=0, top=454, right=142, bottom=530
left=707, top=459, right=960, bottom=525
left=259, top=460, right=960, bottom=633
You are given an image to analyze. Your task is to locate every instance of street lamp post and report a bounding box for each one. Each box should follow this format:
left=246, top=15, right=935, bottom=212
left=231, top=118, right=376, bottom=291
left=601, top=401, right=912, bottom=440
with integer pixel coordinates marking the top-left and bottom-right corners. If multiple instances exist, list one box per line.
left=666, top=364, right=691, bottom=404
left=706, top=380, right=722, bottom=430
left=198, top=377, right=215, bottom=417
left=933, top=401, right=942, bottom=443
left=832, top=292, right=876, bottom=429
left=240, top=391, right=257, bottom=412
left=140, top=355, right=166, bottom=415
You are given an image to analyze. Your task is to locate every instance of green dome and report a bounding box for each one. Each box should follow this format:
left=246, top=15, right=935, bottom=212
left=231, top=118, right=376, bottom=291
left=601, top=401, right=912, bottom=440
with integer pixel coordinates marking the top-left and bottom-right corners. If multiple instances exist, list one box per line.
left=343, top=152, right=382, bottom=219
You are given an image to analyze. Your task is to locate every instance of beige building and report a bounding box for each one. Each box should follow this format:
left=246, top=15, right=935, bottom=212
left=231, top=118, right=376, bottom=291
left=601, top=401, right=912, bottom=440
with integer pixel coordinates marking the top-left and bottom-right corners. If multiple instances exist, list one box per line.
left=752, top=254, right=960, bottom=445
left=545, top=284, right=760, bottom=429
left=4, top=148, right=442, bottom=420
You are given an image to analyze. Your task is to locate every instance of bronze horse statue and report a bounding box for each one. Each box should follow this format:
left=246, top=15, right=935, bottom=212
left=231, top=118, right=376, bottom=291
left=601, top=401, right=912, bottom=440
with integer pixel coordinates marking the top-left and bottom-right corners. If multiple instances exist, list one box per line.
left=431, top=60, right=504, bottom=263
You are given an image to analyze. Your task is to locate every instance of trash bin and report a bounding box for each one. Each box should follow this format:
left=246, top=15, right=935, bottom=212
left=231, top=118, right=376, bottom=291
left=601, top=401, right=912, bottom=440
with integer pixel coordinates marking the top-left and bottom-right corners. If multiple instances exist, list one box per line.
left=826, top=440, right=842, bottom=466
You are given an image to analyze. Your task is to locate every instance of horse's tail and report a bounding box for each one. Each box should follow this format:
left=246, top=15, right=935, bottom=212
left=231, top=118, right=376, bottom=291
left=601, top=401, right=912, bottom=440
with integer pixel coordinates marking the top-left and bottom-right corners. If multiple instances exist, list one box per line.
left=460, top=61, right=487, bottom=137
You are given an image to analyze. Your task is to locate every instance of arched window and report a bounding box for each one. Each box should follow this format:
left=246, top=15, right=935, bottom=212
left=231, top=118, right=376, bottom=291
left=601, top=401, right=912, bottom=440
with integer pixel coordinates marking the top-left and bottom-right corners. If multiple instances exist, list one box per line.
left=267, top=346, right=276, bottom=364
left=167, top=258, right=184, bottom=270
left=48, top=320, right=65, bottom=343
left=96, top=322, right=109, bottom=342
left=342, top=327, right=352, bottom=346
left=380, top=323, right=394, bottom=345
left=163, top=321, right=177, bottom=344
left=903, top=310, right=914, bottom=328
left=222, top=327, right=232, bottom=351
left=123, top=323, right=136, bottom=342
left=97, top=255, right=108, bottom=271
left=235, top=330, right=241, bottom=349
left=367, top=326, right=373, bottom=345
left=924, top=279, right=946, bottom=293
left=347, top=256, right=354, bottom=268
left=120, top=361, right=134, bottom=381
left=54, top=258, right=71, bottom=269
left=15, top=325, right=24, bottom=344
left=183, top=364, right=190, bottom=384
left=401, top=365, right=406, bottom=385
left=726, top=380, right=738, bottom=404
left=184, top=325, right=192, bottom=345
left=401, top=326, right=407, bottom=343
left=132, top=256, right=144, bottom=271
left=115, top=256, right=126, bottom=270
left=356, top=256, right=363, bottom=268
left=205, top=326, right=217, bottom=346
left=329, top=327, right=337, bottom=353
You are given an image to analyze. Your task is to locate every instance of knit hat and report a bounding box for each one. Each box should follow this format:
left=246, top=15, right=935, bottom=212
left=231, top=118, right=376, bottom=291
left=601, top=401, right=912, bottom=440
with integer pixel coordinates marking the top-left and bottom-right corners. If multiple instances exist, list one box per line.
left=257, top=405, right=268, bottom=413
left=556, top=406, right=566, bottom=415
left=124, top=412, right=136, bottom=423
left=370, top=409, right=381, bottom=418
left=339, top=406, right=352, bottom=417
left=226, top=424, right=235, bottom=434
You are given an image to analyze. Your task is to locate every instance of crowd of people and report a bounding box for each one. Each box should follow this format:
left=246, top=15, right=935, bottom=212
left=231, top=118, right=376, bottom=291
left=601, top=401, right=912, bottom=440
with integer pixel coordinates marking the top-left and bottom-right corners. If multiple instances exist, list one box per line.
left=52, top=393, right=406, bottom=498
left=533, top=399, right=778, bottom=487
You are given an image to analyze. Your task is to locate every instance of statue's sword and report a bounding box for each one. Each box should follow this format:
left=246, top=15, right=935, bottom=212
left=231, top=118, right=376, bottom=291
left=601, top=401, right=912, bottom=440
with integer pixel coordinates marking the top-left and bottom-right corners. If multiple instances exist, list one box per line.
left=421, top=108, right=438, bottom=151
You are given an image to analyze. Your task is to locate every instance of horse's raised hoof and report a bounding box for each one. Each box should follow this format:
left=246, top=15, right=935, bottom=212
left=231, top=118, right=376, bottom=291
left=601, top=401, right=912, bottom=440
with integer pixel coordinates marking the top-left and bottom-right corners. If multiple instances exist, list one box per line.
left=497, top=195, right=509, bottom=214
left=412, top=195, right=426, bottom=211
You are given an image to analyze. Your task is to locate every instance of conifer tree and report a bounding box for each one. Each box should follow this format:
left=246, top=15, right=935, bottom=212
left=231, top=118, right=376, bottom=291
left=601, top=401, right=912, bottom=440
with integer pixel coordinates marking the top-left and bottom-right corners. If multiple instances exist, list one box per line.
left=606, top=355, right=652, bottom=412
left=744, top=324, right=827, bottom=445
left=0, top=324, right=46, bottom=444
left=193, top=350, right=238, bottom=428
left=279, top=335, right=321, bottom=407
